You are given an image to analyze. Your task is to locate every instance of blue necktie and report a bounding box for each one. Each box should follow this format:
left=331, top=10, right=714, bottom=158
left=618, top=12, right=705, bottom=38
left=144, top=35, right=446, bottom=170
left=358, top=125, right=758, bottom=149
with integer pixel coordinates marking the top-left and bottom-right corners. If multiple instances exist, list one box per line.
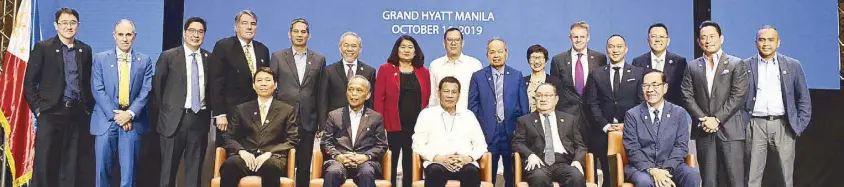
left=190, top=53, right=200, bottom=113
left=653, top=110, right=660, bottom=135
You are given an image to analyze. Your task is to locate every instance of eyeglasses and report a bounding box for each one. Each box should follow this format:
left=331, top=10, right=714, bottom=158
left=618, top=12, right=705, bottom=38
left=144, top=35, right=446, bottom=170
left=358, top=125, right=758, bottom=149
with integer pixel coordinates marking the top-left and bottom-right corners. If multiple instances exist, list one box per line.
left=446, top=38, right=462, bottom=43
left=186, top=28, right=205, bottom=35
left=642, top=83, right=665, bottom=89
left=649, top=35, right=668, bottom=40
left=535, top=94, right=556, bottom=99
left=57, top=21, right=78, bottom=27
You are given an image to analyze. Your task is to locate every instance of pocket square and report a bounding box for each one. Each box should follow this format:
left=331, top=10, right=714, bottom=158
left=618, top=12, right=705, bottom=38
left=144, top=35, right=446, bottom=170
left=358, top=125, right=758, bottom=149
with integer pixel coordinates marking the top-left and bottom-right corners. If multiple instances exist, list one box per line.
left=626, top=78, right=636, bottom=82
left=721, top=70, right=730, bottom=75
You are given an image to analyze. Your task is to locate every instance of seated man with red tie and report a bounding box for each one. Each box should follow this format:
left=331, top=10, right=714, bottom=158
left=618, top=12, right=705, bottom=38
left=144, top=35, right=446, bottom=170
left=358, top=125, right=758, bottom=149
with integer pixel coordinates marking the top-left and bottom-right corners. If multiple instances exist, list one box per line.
left=219, top=67, right=299, bottom=187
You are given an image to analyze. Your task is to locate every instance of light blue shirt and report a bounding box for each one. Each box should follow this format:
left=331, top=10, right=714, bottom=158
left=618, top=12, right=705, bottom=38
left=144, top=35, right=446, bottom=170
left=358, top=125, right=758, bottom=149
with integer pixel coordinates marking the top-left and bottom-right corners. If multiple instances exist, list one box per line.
left=752, top=54, right=785, bottom=116
left=293, top=50, right=308, bottom=84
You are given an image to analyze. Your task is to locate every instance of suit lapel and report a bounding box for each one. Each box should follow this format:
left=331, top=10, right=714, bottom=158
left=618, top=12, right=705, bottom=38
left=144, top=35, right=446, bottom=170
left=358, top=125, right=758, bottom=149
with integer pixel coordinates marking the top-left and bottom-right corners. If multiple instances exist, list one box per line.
left=246, top=101, right=261, bottom=131
left=639, top=104, right=657, bottom=140
left=303, top=49, right=316, bottom=85
left=354, top=109, right=372, bottom=146
left=261, top=101, right=282, bottom=132
left=643, top=53, right=653, bottom=69
left=694, top=59, right=711, bottom=100
left=52, top=38, right=66, bottom=80
left=749, top=56, right=759, bottom=89
left=341, top=107, right=353, bottom=147
left=129, top=50, right=141, bottom=91
left=711, top=53, right=730, bottom=95
left=336, top=62, right=350, bottom=83
left=619, top=65, right=635, bottom=100
left=532, top=113, right=546, bottom=145
left=285, top=49, right=301, bottom=86
left=664, top=53, right=676, bottom=80
left=484, top=67, right=496, bottom=94
left=656, top=104, right=674, bottom=140
left=776, top=54, right=790, bottom=95
left=562, top=50, right=575, bottom=85
left=232, top=38, right=251, bottom=75
left=587, top=49, right=603, bottom=71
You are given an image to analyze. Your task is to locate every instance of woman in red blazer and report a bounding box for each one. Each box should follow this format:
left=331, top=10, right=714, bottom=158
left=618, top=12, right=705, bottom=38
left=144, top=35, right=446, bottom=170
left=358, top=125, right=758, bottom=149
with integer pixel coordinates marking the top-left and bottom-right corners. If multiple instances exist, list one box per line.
left=374, top=35, right=430, bottom=187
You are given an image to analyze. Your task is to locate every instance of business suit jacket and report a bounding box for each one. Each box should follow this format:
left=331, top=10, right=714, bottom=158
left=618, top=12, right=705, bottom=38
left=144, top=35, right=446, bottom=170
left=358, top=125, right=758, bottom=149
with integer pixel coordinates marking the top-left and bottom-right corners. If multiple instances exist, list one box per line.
left=549, top=49, right=608, bottom=116
left=622, top=102, right=691, bottom=178
left=523, top=74, right=565, bottom=111
left=209, top=36, right=270, bottom=115
left=24, top=36, right=94, bottom=114
left=512, top=111, right=587, bottom=165
left=269, top=48, right=326, bottom=132
left=90, top=49, right=153, bottom=135
left=681, top=52, right=748, bottom=141
left=468, top=65, right=530, bottom=143
left=583, top=64, right=645, bottom=131
left=317, top=61, right=376, bottom=125
left=742, top=53, right=811, bottom=136
left=320, top=107, right=388, bottom=162
left=223, top=99, right=299, bottom=158
left=152, top=46, right=212, bottom=136
left=631, top=52, right=688, bottom=104
left=374, top=63, right=431, bottom=132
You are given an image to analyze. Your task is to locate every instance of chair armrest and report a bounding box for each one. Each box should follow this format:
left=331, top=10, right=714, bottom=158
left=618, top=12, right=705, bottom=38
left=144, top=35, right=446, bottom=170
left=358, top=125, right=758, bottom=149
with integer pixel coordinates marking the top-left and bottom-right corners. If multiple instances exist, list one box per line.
left=311, top=150, right=324, bottom=179
left=685, top=153, right=696, bottom=168
left=214, top=147, right=227, bottom=178
left=382, top=150, right=392, bottom=181
left=608, top=153, right=625, bottom=187
left=480, top=152, right=493, bottom=182
left=412, top=152, right=422, bottom=181
left=585, top=153, right=595, bottom=184
left=513, top=153, right=522, bottom=183
left=288, top=149, right=296, bottom=179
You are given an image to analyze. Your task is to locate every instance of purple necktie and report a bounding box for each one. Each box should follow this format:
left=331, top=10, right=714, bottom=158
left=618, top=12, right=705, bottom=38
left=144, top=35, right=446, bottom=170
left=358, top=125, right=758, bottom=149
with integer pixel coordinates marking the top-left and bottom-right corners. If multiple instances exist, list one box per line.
left=575, top=53, right=585, bottom=95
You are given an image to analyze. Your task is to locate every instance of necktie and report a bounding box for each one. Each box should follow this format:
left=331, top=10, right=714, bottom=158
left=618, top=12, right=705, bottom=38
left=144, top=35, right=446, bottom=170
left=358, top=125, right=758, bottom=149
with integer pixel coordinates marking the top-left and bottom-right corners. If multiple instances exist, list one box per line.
left=542, top=114, right=556, bottom=164
left=118, top=53, right=130, bottom=106
left=259, top=103, right=267, bottom=125
left=653, top=110, right=661, bottom=135
left=654, top=58, right=664, bottom=71
left=190, top=53, right=201, bottom=113
left=244, top=44, right=255, bottom=76
left=495, top=73, right=504, bottom=122
left=346, top=64, right=355, bottom=80
left=612, top=67, right=621, bottom=98
left=575, top=53, right=585, bottom=95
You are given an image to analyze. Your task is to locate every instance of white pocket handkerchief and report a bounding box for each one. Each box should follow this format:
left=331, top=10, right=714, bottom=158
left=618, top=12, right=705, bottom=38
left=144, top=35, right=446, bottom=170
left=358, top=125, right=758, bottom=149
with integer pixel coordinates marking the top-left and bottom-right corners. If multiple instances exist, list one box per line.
left=626, top=78, right=636, bottom=82
left=721, top=70, right=730, bottom=75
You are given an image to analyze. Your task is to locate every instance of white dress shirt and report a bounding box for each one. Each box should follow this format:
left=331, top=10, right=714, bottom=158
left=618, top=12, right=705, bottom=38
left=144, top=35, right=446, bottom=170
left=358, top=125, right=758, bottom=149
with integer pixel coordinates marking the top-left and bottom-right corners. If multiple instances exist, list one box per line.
left=751, top=54, right=785, bottom=116
left=704, top=50, right=723, bottom=95
left=539, top=112, right=567, bottom=154
left=570, top=48, right=591, bottom=86
left=650, top=52, right=667, bottom=72
left=412, top=106, right=487, bottom=167
left=609, top=62, right=625, bottom=91
left=183, top=45, right=206, bottom=109
left=293, top=49, right=308, bottom=84
left=648, top=101, right=665, bottom=124
left=258, top=97, right=272, bottom=125
left=428, top=54, right=483, bottom=109
left=238, top=38, right=257, bottom=72
left=116, top=48, right=132, bottom=76
left=349, top=107, right=364, bottom=146
left=343, top=59, right=359, bottom=76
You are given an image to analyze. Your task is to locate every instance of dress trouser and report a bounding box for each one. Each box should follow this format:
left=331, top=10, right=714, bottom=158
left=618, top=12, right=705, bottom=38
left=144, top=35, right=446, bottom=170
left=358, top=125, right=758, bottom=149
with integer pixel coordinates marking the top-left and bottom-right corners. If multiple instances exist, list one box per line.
left=159, top=109, right=210, bottom=187
left=747, top=117, right=795, bottom=187
left=32, top=105, right=94, bottom=187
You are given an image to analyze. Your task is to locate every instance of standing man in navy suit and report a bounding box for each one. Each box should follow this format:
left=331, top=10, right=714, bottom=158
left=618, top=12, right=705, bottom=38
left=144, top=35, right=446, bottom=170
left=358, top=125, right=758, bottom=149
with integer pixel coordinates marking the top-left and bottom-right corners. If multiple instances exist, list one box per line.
left=583, top=34, right=645, bottom=187
left=468, top=37, right=530, bottom=187
left=743, top=25, right=811, bottom=187
left=632, top=23, right=688, bottom=105
left=623, top=70, right=700, bottom=187
left=90, top=19, right=152, bottom=187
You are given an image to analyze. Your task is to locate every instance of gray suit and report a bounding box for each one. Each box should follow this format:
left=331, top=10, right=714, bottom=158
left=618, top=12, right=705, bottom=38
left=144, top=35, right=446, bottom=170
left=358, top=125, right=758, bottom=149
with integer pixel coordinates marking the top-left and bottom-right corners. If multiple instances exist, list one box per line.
left=268, top=48, right=326, bottom=186
left=681, top=52, right=748, bottom=187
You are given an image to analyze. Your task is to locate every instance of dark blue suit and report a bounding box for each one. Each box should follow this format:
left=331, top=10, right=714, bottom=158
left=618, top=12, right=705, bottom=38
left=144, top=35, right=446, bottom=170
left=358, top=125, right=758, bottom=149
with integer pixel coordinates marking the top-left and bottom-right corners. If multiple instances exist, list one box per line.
left=622, top=102, right=700, bottom=187
left=90, top=49, right=153, bottom=187
left=469, top=65, right=529, bottom=187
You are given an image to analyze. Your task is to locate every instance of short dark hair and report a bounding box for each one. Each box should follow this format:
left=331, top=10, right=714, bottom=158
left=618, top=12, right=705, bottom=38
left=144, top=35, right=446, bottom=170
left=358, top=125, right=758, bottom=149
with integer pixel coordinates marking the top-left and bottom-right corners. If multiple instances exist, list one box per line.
left=535, top=83, right=558, bottom=95
left=253, top=67, right=277, bottom=83
left=444, top=28, right=463, bottom=40
left=698, top=20, right=722, bottom=36
left=290, top=18, right=309, bottom=33
left=183, top=17, right=206, bottom=31
left=648, top=23, right=668, bottom=35
left=387, top=35, right=424, bottom=67
left=644, top=70, right=667, bottom=83
left=55, top=8, right=79, bottom=23
left=607, top=34, right=626, bottom=43
left=438, top=76, right=461, bottom=91
left=526, top=44, right=548, bottom=61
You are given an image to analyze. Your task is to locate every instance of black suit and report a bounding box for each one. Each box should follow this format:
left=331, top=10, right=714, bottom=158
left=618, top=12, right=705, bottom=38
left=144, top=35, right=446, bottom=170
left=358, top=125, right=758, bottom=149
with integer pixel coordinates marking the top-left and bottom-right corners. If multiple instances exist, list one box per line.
left=268, top=48, right=327, bottom=186
left=317, top=61, right=376, bottom=125
left=320, top=107, right=388, bottom=187
left=512, top=111, right=587, bottom=187
left=549, top=49, right=608, bottom=117
left=524, top=74, right=566, bottom=111
left=631, top=51, right=688, bottom=104
left=583, top=63, right=645, bottom=187
left=209, top=36, right=270, bottom=146
left=153, top=46, right=212, bottom=187
left=24, top=36, right=95, bottom=187
left=220, top=99, right=298, bottom=187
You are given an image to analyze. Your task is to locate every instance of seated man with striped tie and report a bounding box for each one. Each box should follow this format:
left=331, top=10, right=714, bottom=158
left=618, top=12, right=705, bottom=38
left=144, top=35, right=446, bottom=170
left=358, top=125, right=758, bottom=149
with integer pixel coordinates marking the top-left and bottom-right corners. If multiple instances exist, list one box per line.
left=622, top=71, right=699, bottom=187
left=512, top=83, right=587, bottom=187
left=219, top=67, right=299, bottom=187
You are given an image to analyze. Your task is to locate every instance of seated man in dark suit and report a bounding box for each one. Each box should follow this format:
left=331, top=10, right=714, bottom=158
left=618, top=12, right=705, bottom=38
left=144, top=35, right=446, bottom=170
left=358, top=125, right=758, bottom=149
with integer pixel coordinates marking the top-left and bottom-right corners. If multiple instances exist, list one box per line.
left=320, top=75, right=388, bottom=187
left=220, top=67, right=299, bottom=187
left=513, top=83, right=587, bottom=187
left=623, top=71, right=699, bottom=187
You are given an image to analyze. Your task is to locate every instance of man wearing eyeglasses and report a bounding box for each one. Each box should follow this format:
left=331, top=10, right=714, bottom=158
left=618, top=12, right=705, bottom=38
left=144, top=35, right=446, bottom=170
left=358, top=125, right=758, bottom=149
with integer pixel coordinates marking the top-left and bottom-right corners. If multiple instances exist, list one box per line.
left=25, top=8, right=95, bottom=187
left=631, top=23, right=688, bottom=105
left=154, top=17, right=214, bottom=187
left=583, top=34, right=645, bottom=186
left=623, top=71, right=700, bottom=187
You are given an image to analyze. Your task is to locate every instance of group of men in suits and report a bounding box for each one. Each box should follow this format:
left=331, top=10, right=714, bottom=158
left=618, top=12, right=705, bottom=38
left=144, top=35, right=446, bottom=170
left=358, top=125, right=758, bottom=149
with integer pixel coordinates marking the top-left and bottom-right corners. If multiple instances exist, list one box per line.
left=21, top=7, right=811, bottom=187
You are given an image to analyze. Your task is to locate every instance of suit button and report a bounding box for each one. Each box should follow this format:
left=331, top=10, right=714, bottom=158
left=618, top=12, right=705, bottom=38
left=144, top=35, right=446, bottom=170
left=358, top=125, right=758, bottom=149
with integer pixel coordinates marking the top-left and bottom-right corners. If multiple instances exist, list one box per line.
left=752, top=97, right=756, bottom=101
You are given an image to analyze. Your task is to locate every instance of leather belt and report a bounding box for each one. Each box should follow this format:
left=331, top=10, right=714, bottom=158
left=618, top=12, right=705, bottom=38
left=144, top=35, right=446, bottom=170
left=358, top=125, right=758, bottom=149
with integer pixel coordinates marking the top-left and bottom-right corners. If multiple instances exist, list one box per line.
left=752, top=115, right=784, bottom=121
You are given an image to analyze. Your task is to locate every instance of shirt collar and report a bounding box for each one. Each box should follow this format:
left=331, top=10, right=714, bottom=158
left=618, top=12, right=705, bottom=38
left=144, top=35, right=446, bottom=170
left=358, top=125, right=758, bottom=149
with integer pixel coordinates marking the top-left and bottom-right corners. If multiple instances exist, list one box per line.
left=449, top=54, right=468, bottom=64
left=183, top=44, right=200, bottom=55
left=257, top=97, right=273, bottom=107
left=238, top=37, right=252, bottom=47
left=294, top=49, right=308, bottom=56
left=572, top=48, right=588, bottom=56
left=539, top=111, right=556, bottom=119
left=757, top=53, right=778, bottom=64
left=116, top=47, right=132, bottom=60
left=491, top=66, right=505, bottom=75
left=648, top=101, right=665, bottom=114
left=651, top=51, right=666, bottom=61
left=610, top=61, right=625, bottom=69
left=706, top=49, right=723, bottom=62
left=349, top=106, right=364, bottom=116
left=343, top=59, right=358, bottom=66
left=439, top=106, right=462, bottom=117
